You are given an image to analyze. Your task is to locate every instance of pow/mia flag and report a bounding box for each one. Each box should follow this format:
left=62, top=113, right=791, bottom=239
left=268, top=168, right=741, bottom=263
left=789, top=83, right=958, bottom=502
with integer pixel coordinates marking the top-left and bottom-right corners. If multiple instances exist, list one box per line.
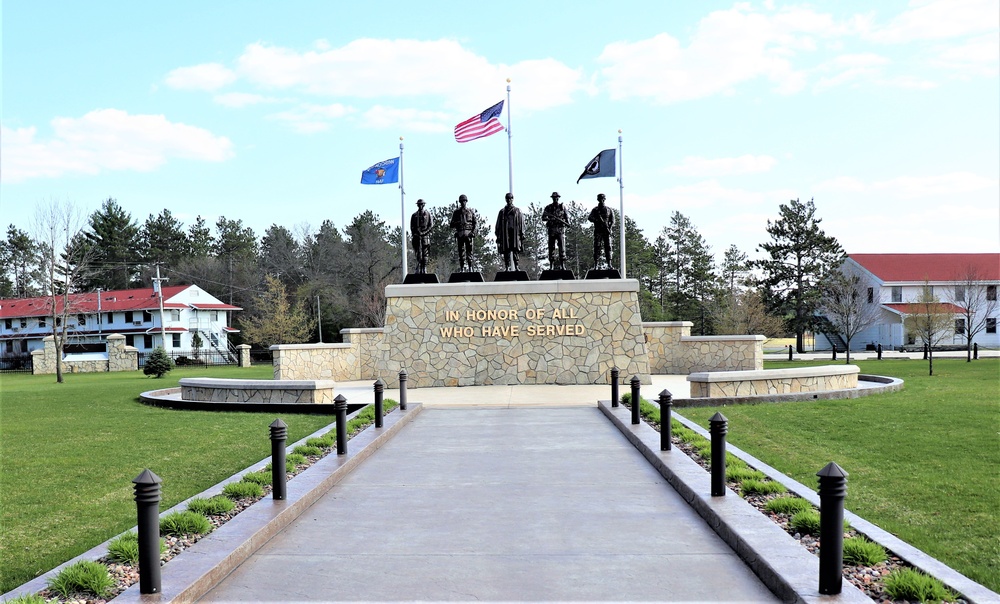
left=576, top=149, right=616, bottom=183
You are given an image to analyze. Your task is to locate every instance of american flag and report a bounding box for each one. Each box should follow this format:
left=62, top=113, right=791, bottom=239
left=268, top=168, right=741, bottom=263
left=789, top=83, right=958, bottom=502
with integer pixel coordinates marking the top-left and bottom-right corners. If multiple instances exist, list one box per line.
left=454, top=100, right=505, bottom=143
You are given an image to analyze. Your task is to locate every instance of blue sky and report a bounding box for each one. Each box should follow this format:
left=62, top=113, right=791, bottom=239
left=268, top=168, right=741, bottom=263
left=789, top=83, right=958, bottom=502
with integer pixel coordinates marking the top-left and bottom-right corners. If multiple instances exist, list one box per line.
left=3, top=0, right=998, bottom=262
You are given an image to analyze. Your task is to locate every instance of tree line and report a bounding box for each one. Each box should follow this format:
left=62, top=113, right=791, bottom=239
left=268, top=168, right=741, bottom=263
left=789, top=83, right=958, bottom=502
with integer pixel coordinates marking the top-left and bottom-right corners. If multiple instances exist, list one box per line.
left=3, top=196, right=860, bottom=351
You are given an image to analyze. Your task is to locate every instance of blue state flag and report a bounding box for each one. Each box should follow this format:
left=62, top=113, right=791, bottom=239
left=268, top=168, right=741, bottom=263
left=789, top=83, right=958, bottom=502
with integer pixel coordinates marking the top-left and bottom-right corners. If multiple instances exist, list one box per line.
left=361, top=157, right=400, bottom=185
left=576, top=149, right=616, bottom=183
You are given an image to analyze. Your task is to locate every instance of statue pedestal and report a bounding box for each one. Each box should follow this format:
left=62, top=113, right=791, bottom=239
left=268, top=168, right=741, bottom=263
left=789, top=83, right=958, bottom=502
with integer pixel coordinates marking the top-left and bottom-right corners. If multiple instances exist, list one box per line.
left=378, top=279, right=650, bottom=387
left=494, top=270, right=530, bottom=282
left=403, top=273, right=439, bottom=284
left=539, top=269, right=576, bottom=281
left=448, top=272, right=485, bottom=283
left=585, top=268, right=622, bottom=279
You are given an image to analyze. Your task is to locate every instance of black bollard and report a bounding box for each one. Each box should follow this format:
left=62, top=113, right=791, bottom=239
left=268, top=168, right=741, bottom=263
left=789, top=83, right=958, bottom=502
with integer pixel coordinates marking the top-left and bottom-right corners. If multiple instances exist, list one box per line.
left=877, top=343, right=883, bottom=360
left=974, top=342, right=979, bottom=360
left=630, top=375, right=641, bottom=425
left=610, top=367, right=620, bottom=408
left=832, top=346, right=837, bottom=361
left=374, top=378, right=385, bottom=429
left=709, top=413, right=728, bottom=497
left=788, top=344, right=793, bottom=361
left=334, top=394, right=348, bottom=455
left=658, top=389, right=673, bottom=451
left=132, top=469, right=162, bottom=594
left=269, top=419, right=287, bottom=500
left=817, top=462, right=849, bottom=595
left=399, top=368, right=408, bottom=410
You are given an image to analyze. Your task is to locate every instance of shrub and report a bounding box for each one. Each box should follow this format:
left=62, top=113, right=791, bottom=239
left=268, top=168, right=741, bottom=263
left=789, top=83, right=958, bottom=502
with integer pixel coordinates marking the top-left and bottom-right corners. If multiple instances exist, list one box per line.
left=765, top=497, right=813, bottom=515
left=306, top=436, right=333, bottom=448
left=187, top=495, right=236, bottom=515
left=160, top=510, right=212, bottom=536
left=883, top=568, right=956, bottom=603
left=286, top=453, right=308, bottom=466
left=46, top=560, right=115, bottom=598
left=843, top=536, right=887, bottom=566
left=727, top=466, right=766, bottom=483
left=222, top=481, right=264, bottom=500
left=293, top=445, right=323, bottom=457
left=740, top=479, right=787, bottom=496
left=143, top=347, right=174, bottom=378
left=107, top=531, right=167, bottom=564
left=790, top=509, right=821, bottom=535
left=241, top=470, right=271, bottom=486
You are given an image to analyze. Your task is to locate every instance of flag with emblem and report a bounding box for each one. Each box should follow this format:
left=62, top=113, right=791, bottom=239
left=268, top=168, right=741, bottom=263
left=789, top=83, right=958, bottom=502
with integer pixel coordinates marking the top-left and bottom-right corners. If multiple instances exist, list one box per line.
left=360, top=157, right=400, bottom=184
left=576, top=149, right=616, bottom=183
left=454, top=100, right=505, bottom=143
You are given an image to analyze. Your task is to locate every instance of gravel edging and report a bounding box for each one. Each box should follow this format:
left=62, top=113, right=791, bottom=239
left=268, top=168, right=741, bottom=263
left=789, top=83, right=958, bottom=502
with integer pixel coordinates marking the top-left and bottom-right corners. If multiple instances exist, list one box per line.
left=669, top=411, right=999, bottom=604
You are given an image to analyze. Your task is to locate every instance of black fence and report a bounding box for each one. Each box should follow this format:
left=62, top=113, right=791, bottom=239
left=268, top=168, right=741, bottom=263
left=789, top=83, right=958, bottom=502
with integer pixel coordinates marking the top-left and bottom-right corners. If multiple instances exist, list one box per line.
left=137, top=350, right=236, bottom=368
left=0, top=353, right=33, bottom=374
left=250, top=349, right=273, bottom=365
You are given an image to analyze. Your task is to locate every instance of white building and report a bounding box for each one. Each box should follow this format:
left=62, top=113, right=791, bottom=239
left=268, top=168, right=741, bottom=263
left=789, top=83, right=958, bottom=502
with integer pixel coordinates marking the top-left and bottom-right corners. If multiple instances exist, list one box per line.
left=816, top=253, right=999, bottom=351
left=0, top=284, right=241, bottom=358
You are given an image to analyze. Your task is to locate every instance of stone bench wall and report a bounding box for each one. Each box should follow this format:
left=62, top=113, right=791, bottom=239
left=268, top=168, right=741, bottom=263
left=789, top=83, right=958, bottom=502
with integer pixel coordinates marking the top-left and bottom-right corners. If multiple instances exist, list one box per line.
left=687, top=365, right=860, bottom=398
left=644, top=322, right=764, bottom=373
left=179, top=378, right=337, bottom=404
left=271, top=328, right=385, bottom=382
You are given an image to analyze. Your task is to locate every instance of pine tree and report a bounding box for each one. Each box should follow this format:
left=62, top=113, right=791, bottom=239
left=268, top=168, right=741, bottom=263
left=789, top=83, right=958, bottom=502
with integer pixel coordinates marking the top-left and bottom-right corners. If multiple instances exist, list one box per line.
left=754, top=198, right=844, bottom=352
left=144, top=346, right=174, bottom=378
left=78, top=198, right=141, bottom=291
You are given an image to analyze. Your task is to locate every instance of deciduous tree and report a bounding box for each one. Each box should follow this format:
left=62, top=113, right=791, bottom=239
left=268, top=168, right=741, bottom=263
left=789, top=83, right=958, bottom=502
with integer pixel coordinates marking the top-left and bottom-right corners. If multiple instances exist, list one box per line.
left=947, top=265, right=999, bottom=362
left=239, top=274, right=315, bottom=347
left=904, top=282, right=954, bottom=376
left=819, top=271, right=883, bottom=363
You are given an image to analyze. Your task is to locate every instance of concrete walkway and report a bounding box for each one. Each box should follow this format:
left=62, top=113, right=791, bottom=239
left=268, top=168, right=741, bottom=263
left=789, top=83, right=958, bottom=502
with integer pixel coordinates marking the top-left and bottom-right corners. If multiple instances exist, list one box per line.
left=199, top=406, right=779, bottom=602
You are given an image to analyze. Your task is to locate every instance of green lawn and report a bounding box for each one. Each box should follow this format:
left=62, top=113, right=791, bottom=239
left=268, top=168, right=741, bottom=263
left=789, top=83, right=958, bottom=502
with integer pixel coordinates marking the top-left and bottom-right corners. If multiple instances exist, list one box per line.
left=679, top=358, right=1000, bottom=593
left=0, top=366, right=335, bottom=593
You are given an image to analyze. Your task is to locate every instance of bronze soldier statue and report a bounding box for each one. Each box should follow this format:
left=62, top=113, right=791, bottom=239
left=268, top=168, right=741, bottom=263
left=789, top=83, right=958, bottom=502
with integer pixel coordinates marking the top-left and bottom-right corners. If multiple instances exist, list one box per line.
left=449, top=194, right=477, bottom=272
left=588, top=193, right=615, bottom=269
left=495, top=192, right=525, bottom=271
left=409, top=199, right=433, bottom=274
left=541, top=191, right=569, bottom=271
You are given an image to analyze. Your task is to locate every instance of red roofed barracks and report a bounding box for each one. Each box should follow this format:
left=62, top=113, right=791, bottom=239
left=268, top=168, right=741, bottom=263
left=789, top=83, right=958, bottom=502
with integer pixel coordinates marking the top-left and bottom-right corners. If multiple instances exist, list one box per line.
left=0, top=284, right=241, bottom=362
left=818, top=253, right=999, bottom=351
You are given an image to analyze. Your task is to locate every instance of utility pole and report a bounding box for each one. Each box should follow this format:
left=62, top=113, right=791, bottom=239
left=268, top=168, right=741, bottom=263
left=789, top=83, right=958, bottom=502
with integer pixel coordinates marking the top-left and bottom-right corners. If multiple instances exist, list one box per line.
left=152, top=265, right=168, bottom=350
left=316, top=294, right=323, bottom=343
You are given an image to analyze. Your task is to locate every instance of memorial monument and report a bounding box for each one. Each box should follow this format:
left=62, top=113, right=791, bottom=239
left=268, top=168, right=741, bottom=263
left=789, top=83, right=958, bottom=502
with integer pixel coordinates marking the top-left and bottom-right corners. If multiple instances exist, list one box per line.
left=586, top=193, right=621, bottom=279
left=494, top=192, right=528, bottom=281
left=403, top=198, right=438, bottom=284
left=448, top=194, right=484, bottom=282
left=540, top=191, right=574, bottom=280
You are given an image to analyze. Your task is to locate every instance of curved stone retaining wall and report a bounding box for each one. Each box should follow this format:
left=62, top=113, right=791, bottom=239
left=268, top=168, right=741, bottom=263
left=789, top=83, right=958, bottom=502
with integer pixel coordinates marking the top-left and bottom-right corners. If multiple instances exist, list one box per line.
left=687, top=365, right=859, bottom=398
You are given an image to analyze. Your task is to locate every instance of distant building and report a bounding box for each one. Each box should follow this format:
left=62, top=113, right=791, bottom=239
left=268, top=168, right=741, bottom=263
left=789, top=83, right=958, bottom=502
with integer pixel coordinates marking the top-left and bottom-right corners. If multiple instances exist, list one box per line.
left=816, top=253, right=999, bottom=350
left=0, top=285, right=241, bottom=357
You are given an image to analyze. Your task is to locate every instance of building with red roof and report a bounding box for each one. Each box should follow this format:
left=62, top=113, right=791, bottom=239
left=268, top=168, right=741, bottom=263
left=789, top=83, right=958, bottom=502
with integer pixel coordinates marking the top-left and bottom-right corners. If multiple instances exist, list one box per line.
left=816, top=253, right=999, bottom=350
left=0, top=284, right=241, bottom=358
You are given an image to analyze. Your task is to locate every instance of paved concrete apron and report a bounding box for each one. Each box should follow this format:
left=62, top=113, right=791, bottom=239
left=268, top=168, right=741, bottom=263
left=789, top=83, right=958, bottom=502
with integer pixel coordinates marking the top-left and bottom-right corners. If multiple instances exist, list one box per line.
left=199, top=408, right=779, bottom=602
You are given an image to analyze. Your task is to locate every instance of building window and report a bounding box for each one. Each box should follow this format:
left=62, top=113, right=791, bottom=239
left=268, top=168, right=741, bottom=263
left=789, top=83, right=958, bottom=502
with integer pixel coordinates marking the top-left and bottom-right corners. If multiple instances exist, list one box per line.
left=172, top=333, right=181, bottom=347
left=210, top=333, right=219, bottom=346
left=867, top=287, right=874, bottom=303
left=3, top=319, right=11, bottom=329
left=988, top=285, right=997, bottom=301
left=77, top=314, right=86, bottom=325
left=891, top=286, right=902, bottom=303
left=169, top=309, right=181, bottom=321
left=125, top=311, right=134, bottom=323
left=4, top=341, right=11, bottom=353
left=125, top=335, right=134, bottom=347
left=954, top=286, right=966, bottom=302
left=210, top=311, right=220, bottom=322
left=142, top=311, right=153, bottom=323
left=143, top=335, right=153, bottom=349
left=955, top=318, right=966, bottom=335
left=39, top=318, right=46, bottom=328
left=19, top=319, right=27, bottom=328
left=106, top=312, right=114, bottom=324
left=56, top=317, right=62, bottom=327
left=988, top=318, right=997, bottom=334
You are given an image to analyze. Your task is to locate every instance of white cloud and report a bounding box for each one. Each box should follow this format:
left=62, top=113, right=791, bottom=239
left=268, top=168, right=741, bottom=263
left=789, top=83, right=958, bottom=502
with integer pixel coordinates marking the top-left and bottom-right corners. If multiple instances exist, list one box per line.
left=360, top=106, right=451, bottom=133
left=818, top=172, right=998, bottom=198
left=213, top=92, right=287, bottom=108
left=813, top=52, right=891, bottom=91
left=234, top=39, right=582, bottom=112
left=666, top=155, right=777, bottom=177
left=863, top=0, right=999, bottom=44
left=165, top=63, right=237, bottom=91
left=1, top=109, right=234, bottom=183
left=268, top=103, right=356, bottom=133
left=931, top=32, right=1000, bottom=77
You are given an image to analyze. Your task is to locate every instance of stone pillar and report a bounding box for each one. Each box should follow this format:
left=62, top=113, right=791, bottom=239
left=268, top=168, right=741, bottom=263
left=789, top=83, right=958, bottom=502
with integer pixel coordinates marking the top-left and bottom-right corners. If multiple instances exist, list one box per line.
left=32, top=336, right=57, bottom=375
left=107, top=334, right=137, bottom=372
left=237, top=344, right=251, bottom=368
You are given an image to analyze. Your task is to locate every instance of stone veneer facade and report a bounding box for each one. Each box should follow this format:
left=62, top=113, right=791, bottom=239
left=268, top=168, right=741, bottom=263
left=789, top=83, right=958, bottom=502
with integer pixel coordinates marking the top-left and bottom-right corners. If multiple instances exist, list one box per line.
left=644, top=322, right=764, bottom=374
left=687, top=365, right=859, bottom=398
left=32, top=334, right=137, bottom=375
